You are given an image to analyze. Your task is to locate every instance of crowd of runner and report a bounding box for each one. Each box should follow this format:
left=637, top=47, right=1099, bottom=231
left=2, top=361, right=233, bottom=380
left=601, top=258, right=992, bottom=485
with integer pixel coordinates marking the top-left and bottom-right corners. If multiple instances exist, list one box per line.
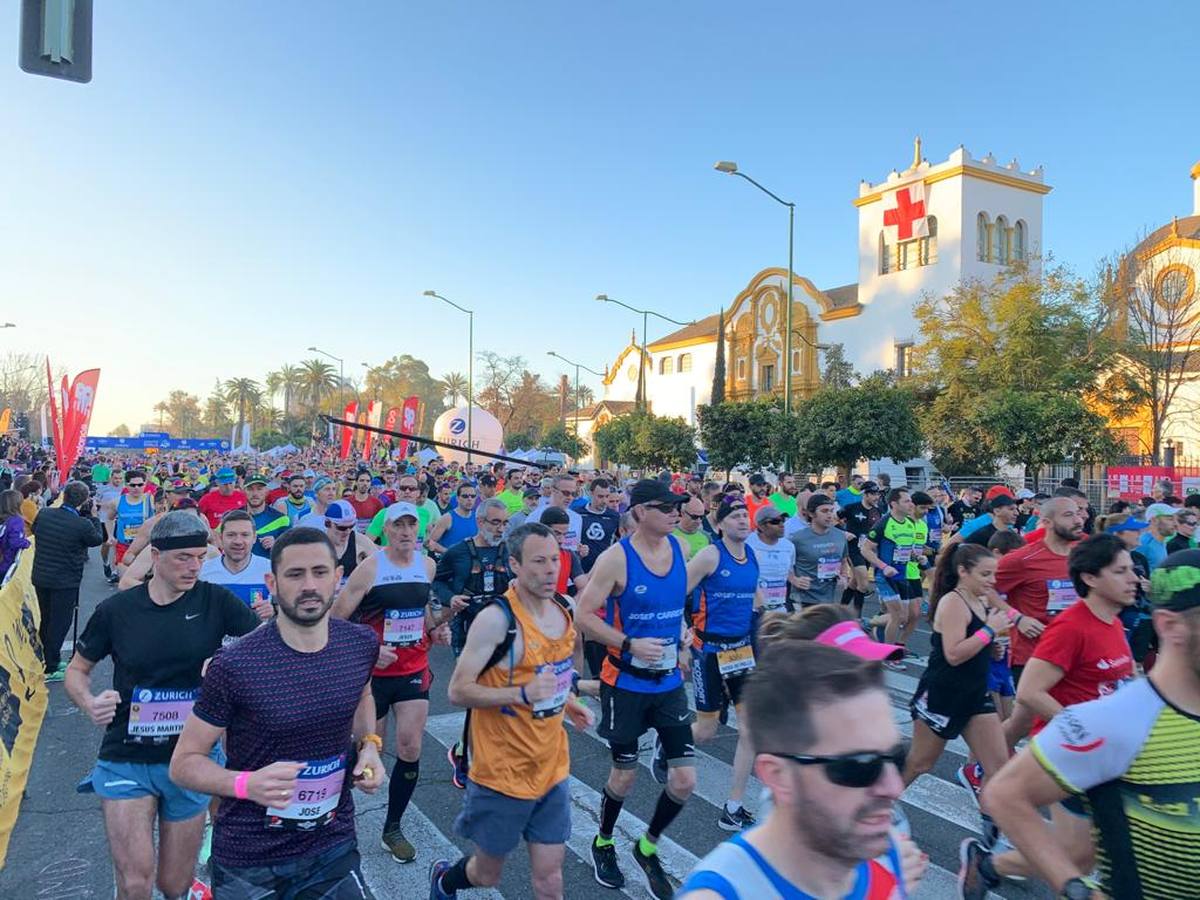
left=9, top=439, right=1200, bottom=899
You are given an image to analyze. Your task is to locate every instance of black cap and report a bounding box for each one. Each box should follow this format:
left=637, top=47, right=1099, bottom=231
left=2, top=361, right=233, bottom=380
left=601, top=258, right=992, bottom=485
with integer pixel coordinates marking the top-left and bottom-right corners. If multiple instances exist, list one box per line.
left=716, top=498, right=748, bottom=523
left=862, top=481, right=881, bottom=494
left=807, top=493, right=836, bottom=514
left=629, top=478, right=687, bottom=507
left=989, top=494, right=1016, bottom=510
left=748, top=473, right=768, bottom=486
left=244, top=474, right=268, bottom=487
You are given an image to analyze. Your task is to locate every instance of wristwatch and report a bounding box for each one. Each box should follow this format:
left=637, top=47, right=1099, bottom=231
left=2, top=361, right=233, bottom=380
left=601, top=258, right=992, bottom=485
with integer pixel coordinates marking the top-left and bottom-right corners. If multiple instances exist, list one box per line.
left=1060, top=877, right=1093, bottom=899
left=620, top=636, right=632, bottom=656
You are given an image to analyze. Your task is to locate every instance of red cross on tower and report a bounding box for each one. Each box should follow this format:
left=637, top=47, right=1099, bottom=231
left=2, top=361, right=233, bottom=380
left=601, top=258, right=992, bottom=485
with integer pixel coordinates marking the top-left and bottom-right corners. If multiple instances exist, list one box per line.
left=883, top=186, right=926, bottom=240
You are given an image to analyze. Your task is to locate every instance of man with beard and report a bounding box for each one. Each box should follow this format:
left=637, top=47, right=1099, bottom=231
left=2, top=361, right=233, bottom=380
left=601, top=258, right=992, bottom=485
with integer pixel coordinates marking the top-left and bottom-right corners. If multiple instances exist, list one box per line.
left=293, top=475, right=338, bottom=531
left=768, top=472, right=799, bottom=519
left=243, top=474, right=289, bottom=558
left=427, top=482, right=480, bottom=555
left=678, top=642, right=916, bottom=899
left=170, top=527, right=384, bottom=898
left=271, top=474, right=314, bottom=526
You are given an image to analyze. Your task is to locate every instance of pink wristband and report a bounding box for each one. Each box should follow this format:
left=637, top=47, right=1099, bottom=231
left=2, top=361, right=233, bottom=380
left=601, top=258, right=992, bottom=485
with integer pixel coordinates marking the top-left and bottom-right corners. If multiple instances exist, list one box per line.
left=233, top=770, right=251, bottom=800
left=975, top=628, right=993, bottom=646
left=1005, top=608, right=1019, bottom=623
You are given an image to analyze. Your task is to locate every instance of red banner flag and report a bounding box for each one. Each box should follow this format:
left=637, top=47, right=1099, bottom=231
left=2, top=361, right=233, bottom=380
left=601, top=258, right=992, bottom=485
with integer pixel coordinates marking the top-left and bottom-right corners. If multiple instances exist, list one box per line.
left=63, top=369, right=100, bottom=478
left=361, top=401, right=380, bottom=461
left=396, top=395, right=420, bottom=461
left=45, top=359, right=66, bottom=479
left=339, top=401, right=359, bottom=460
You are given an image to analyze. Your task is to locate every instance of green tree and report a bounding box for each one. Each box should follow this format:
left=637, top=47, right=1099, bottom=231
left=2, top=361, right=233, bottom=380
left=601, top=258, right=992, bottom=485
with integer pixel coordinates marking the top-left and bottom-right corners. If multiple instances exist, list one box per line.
left=299, top=358, right=340, bottom=414
left=153, top=390, right=203, bottom=438
left=541, top=423, right=589, bottom=460
left=108, top=423, right=131, bottom=437
left=223, top=377, right=263, bottom=437
left=698, top=400, right=786, bottom=473
left=593, top=415, right=636, bottom=468
left=266, top=364, right=304, bottom=417
left=438, top=371, right=469, bottom=407
left=912, top=262, right=1114, bottom=474
left=792, top=374, right=923, bottom=474
left=711, top=310, right=726, bottom=405
left=366, top=355, right=447, bottom=422
left=595, top=412, right=696, bottom=471
left=821, top=343, right=858, bottom=389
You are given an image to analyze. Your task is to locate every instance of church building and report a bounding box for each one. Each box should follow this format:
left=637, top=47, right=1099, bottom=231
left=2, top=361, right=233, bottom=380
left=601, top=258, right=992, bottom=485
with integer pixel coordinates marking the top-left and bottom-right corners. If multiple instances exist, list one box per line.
left=578, top=140, right=1052, bottom=473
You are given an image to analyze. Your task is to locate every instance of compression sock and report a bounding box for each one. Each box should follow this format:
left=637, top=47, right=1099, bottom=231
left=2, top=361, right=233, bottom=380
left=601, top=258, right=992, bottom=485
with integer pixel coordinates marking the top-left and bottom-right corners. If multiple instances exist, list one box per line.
left=646, top=788, right=686, bottom=843
left=440, top=856, right=475, bottom=893
left=384, top=758, right=419, bottom=831
left=598, top=786, right=624, bottom=842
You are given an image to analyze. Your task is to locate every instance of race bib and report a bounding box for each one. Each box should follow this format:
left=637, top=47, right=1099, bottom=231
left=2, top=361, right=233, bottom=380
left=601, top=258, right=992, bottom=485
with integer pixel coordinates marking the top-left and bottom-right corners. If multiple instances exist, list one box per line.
left=1046, top=579, right=1079, bottom=614
left=482, top=569, right=496, bottom=593
left=893, top=545, right=912, bottom=564
left=929, top=528, right=942, bottom=544
left=383, top=607, right=425, bottom=647
left=716, top=640, right=755, bottom=677
left=265, top=754, right=346, bottom=830
left=532, top=658, right=574, bottom=719
left=760, top=579, right=787, bottom=610
left=817, top=557, right=840, bottom=581
left=127, top=687, right=197, bottom=740
left=631, top=639, right=677, bottom=673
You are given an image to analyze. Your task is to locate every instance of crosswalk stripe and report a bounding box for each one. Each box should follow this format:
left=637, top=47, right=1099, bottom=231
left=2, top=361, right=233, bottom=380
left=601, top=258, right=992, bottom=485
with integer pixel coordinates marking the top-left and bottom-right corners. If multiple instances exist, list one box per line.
left=426, top=711, right=700, bottom=899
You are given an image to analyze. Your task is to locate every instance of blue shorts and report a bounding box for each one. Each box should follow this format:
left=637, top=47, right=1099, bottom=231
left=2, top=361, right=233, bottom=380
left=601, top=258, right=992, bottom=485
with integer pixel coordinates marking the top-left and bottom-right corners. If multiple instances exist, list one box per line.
left=455, top=778, right=571, bottom=856
left=91, top=758, right=210, bottom=821
left=987, top=658, right=1015, bottom=697
left=875, top=576, right=914, bottom=603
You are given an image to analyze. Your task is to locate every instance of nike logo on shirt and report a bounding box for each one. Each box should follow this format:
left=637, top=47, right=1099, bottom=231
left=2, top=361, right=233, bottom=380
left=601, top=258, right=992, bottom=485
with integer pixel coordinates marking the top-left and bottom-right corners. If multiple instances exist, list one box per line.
left=185, top=613, right=200, bottom=620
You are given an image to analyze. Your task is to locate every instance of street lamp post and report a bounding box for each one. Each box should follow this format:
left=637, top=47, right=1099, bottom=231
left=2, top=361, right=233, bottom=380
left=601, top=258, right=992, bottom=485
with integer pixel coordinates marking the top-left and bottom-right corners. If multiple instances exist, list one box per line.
left=714, top=162, right=796, bottom=417
left=424, top=291, right=474, bottom=463
left=547, top=351, right=605, bottom=437
left=595, top=294, right=693, bottom=410
left=360, top=362, right=380, bottom=404
left=307, top=345, right=345, bottom=414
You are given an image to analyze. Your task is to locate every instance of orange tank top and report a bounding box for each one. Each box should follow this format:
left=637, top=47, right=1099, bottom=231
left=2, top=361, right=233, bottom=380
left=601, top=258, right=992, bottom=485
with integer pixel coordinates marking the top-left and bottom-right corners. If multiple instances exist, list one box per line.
left=469, top=586, right=576, bottom=799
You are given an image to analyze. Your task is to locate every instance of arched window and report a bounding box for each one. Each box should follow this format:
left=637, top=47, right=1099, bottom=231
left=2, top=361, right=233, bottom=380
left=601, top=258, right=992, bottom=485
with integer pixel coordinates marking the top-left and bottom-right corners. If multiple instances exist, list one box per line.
left=1013, top=220, right=1026, bottom=261
left=678, top=353, right=693, bottom=373
left=993, top=216, right=1009, bottom=263
left=659, top=356, right=674, bottom=375
left=879, top=231, right=890, bottom=274
left=977, top=213, right=990, bottom=262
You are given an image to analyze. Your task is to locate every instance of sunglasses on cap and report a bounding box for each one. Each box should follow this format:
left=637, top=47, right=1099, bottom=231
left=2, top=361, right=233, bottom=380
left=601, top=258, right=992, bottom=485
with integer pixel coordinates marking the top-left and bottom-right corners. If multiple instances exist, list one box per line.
left=766, top=743, right=907, bottom=788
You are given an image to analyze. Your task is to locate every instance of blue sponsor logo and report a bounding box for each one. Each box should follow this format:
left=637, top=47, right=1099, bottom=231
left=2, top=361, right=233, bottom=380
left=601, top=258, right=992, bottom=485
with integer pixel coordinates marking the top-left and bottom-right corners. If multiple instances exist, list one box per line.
left=449, top=418, right=466, bottom=435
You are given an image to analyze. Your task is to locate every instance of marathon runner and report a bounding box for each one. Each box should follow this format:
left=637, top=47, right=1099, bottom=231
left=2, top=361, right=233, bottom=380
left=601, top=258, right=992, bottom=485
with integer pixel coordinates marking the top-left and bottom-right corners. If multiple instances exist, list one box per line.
left=790, top=493, right=850, bottom=609
left=978, top=547, right=1200, bottom=900
left=577, top=477, right=620, bottom=569
left=576, top=478, right=696, bottom=899
left=272, top=473, right=315, bottom=526
left=197, top=467, right=248, bottom=530
left=366, top=474, right=426, bottom=549
left=861, top=487, right=919, bottom=665
left=105, top=469, right=154, bottom=582
left=744, top=474, right=771, bottom=522
left=533, top=474, right=584, bottom=552
left=334, top=501, right=444, bottom=864
left=746, top=505, right=797, bottom=614
left=169, top=526, right=384, bottom=899
left=242, top=473, right=289, bottom=558
left=673, top=495, right=711, bottom=561
left=430, top=522, right=593, bottom=900
left=495, top=467, right=526, bottom=515
left=293, top=475, right=339, bottom=529
left=65, top=511, right=261, bottom=900
left=676, top=497, right=760, bottom=831
left=198, top=510, right=275, bottom=621
left=318, top=499, right=377, bottom=589
left=96, top=467, right=124, bottom=581
left=840, top=481, right=883, bottom=616
left=767, top=472, right=799, bottom=518
left=679, top=641, right=919, bottom=900
left=427, top=482, right=479, bottom=555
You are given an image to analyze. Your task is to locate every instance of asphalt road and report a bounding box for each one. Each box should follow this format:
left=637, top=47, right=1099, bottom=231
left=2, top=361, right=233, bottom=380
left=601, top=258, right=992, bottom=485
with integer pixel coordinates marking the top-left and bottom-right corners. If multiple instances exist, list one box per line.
left=0, top=550, right=1052, bottom=898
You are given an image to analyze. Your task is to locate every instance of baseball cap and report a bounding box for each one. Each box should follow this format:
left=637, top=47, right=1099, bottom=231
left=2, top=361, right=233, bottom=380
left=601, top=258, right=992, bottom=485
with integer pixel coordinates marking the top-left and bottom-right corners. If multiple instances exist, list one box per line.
left=384, top=501, right=420, bottom=523
left=716, top=499, right=749, bottom=523
left=1106, top=516, right=1149, bottom=534
left=523, top=486, right=541, bottom=499
left=244, top=473, right=268, bottom=487
left=1146, top=503, right=1182, bottom=519
left=170, top=479, right=191, bottom=493
left=985, top=485, right=1015, bottom=502
left=815, top=620, right=904, bottom=662
left=1150, top=549, right=1200, bottom=611
left=807, top=493, right=836, bottom=514
left=323, top=500, right=356, bottom=526
left=989, top=495, right=1017, bottom=510
left=1015, top=488, right=1035, bottom=500
left=628, top=479, right=687, bottom=508
left=748, top=473, right=767, bottom=486
left=215, top=467, right=236, bottom=484
left=754, top=504, right=786, bottom=525
left=313, top=475, right=333, bottom=492
left=861, top=480, right=881, bottom=494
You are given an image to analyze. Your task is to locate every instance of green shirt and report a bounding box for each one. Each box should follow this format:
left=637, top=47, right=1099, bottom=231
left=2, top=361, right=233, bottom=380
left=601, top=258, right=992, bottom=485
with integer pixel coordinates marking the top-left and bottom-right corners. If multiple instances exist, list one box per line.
left=673, top=527, right=710, bottom=560
left=92, top=463, right=111, bottom=485
left=496, top=488, right=525, bottom=515
left=768, top=492, right=798, bottom=518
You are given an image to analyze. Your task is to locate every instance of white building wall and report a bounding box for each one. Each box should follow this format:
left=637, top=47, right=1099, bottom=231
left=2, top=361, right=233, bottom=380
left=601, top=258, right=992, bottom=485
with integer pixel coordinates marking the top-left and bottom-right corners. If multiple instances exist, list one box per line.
left=601, top=342, right=717, bottom=426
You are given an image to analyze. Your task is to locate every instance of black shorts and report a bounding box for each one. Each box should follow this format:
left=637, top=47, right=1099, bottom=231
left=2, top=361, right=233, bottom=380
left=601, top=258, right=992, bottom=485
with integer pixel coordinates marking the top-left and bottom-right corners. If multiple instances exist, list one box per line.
left=910, top=687, right=996, bottom=741
left=691, top=645, right=751, bottom=713
left=597, top=682, right=694, bottom=770
left=848, top=545, right=867, bottom=568
left=211, top=841, right=373, bottom=899
left=372, top=668, right=432, bottom=719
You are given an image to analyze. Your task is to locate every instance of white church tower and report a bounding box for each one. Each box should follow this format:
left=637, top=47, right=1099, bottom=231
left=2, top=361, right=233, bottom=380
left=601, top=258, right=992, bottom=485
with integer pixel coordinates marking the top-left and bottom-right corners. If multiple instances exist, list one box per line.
left=829, top=139, right=1051, bottom=374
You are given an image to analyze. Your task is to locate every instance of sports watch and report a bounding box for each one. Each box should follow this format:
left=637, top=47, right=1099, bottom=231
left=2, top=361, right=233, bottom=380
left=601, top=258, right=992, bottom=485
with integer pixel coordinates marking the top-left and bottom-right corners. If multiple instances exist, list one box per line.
left=1060, top=877, right=1094, bottom=900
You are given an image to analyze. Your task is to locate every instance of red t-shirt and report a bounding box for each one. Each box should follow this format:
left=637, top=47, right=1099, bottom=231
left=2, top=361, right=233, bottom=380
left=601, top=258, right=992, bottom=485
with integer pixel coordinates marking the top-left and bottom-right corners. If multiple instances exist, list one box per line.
left=1029, top=599, right=1135, bottom=734
left=266, top=486, right=288, bottom=505
left=347, top=494, right=384, bottom=525
left=1023, top=527, right=1045, bottom=545
left=995, top=539, right=1075, bottom=666
left=746, top=494, right=772, bottom=522
left=197, top=489, right=248, bottom=529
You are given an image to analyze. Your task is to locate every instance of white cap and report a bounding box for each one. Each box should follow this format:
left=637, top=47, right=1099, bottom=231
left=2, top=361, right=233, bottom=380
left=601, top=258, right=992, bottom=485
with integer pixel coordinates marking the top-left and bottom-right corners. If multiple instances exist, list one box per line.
left=1146, top=502, right=1182, bottom=519
left=1015, top=488, right=1035, bottom=500
left=384, top=501, right=420, bottom=523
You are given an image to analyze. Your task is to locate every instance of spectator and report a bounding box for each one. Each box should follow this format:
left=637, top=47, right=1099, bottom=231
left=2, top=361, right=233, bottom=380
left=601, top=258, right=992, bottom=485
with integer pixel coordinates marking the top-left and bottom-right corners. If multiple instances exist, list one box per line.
left=31, top=481, right=105, bottom=682
left=0, top=488, right=30, bottom=573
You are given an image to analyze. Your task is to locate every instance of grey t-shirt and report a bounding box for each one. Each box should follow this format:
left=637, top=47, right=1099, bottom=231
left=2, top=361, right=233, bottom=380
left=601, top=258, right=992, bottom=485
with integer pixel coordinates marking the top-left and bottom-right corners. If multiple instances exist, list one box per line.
left=789, top=526, right=849, bottom=606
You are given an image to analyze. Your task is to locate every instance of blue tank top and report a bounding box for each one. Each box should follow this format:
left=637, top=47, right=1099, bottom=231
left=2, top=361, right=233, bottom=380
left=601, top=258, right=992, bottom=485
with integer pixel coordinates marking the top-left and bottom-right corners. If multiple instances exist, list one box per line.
left=115, top=494, right=151, bottom=544
left=695, top=540, right=759, bottom=648
left=441, top=509, right=478, bottom=549
left=603, top=534, right=686, bottom=694
left=280, top=496, right=312, bottom=525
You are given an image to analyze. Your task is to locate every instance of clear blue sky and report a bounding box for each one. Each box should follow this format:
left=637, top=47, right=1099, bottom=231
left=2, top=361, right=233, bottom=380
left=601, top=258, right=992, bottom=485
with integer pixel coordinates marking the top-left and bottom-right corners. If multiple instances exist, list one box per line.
left=2, top=1, right=1196, bottom=433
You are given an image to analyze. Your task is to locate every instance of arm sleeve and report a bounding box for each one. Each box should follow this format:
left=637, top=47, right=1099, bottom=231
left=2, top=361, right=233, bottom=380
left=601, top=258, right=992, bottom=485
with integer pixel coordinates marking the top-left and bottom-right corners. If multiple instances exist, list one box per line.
left=75, top=601, right=113, bottom=663
left=193, top=652, right=234, bottom=728
left=570, top=552, right=584, bottom=580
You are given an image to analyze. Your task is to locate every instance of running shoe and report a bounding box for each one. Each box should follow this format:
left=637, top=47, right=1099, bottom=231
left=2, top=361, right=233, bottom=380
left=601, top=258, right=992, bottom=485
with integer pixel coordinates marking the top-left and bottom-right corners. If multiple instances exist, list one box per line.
left=651, top=734, right=668, bottom=785
left=957, top=762, right=983, bottom=804
left=428, top=859, right=454, bottom=899
left=106, top=572, right=120, bottom=584
left=631, top=841, right=675, bottom=900
left=591, top=837, right=625, bottom=889
left=717, top=805, right=756, bottom=831
left=382, top=827, right=416, bottom=863
left=446, top=743, right=467, bottom=790
left=45, top=661, right=68, bottom=683
left=956, top=838, right=1000, bottom=899
left=980, top=812, right=1000, bottom=849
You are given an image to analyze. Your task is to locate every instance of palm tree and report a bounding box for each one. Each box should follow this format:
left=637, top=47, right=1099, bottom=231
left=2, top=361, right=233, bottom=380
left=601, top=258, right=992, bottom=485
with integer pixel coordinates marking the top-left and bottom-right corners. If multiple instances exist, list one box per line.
left=574, top=384, right=596, bottom=409
left=223, top=377, right=263, bottom=439
left=299, top=358, right=339, bottom=414
left=439, top=371, right=469, bottom=407
left=266, top=363, right=304, bottom=417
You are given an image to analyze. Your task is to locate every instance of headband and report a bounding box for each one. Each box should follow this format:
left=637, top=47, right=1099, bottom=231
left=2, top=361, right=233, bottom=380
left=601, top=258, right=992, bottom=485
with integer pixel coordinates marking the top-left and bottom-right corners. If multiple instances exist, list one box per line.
left=151, top=533, right=209, bottom=551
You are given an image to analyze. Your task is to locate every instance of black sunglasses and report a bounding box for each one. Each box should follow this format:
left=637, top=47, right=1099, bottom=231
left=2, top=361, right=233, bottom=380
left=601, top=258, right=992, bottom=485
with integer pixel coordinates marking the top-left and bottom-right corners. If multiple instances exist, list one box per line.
left=644, top=501, right=681, bottom=513
left=760, top=517, right=784, bottom=526
left=767, top=743, right=907, bottom=788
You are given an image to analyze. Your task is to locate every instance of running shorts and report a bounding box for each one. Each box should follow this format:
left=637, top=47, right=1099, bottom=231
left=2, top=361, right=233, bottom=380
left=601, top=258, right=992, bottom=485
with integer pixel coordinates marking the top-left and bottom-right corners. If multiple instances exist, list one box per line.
left=597, top=682, right=694, bottom=769
left=910, top=687, right=996, bottom=741
left=371, top=668, right=432, bottom=718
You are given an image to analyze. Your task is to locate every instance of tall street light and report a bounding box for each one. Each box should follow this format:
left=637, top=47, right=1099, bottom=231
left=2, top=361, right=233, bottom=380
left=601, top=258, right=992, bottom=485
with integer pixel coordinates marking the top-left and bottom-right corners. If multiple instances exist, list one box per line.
left=360, top=362, right=380, bottom=404
left=714, top=161, right=797, bottom=417
left=307, top=345, right=345, bottom=414
left=424, top=290, right=474, bottom=462
left=547, top=351, right=605, bottom=436
left=595, top=294, right=693, bottom=410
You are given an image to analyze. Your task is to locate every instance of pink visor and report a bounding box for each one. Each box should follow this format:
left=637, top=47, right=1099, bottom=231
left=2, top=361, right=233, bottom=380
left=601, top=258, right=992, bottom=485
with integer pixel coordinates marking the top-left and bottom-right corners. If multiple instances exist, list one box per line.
left=814, top=621, right=904, bottom=662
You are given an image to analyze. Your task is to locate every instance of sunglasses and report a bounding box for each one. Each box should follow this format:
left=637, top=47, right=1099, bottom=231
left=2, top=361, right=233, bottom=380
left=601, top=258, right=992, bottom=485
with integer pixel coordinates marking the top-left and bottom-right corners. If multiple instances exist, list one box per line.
left=761, top=517, right=784, bottom=526
left=767, top=743, right=908, bottom=788
left=331, top=523, right=355, bottom=532
left=397, top=485, right=419, bottom=491
left=681, top=510, right=701, bottom=520
left=644, top=501, right=680, bottom=513
left=127, top=482, right=145, bottom=488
